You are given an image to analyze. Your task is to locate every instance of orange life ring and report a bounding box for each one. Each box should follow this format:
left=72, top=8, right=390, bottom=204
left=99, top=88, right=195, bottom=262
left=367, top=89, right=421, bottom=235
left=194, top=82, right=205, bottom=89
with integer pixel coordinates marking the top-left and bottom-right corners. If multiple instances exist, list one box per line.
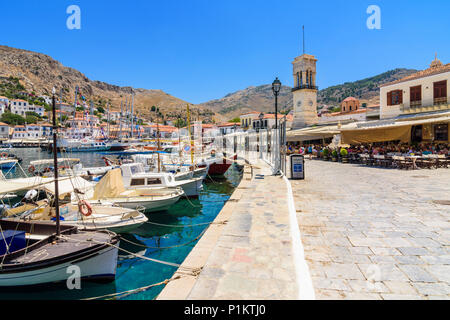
left=78, top=200, right=93, bottom=217
left=1, top=152, right=8, bottom=158
left=28, top=165, right=35, bottom=173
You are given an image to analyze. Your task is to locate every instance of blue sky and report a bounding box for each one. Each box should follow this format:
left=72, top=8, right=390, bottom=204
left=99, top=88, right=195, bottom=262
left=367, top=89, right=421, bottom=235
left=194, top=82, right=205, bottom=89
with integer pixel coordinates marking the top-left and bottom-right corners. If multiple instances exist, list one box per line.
left=1, top=0, right=449, bottom=104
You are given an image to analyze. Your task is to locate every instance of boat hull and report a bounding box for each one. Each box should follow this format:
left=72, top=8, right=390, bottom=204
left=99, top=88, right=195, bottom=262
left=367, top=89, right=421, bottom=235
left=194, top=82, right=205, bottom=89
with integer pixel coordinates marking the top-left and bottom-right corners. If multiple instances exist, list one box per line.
left=0, top=243, right=119, bottom=287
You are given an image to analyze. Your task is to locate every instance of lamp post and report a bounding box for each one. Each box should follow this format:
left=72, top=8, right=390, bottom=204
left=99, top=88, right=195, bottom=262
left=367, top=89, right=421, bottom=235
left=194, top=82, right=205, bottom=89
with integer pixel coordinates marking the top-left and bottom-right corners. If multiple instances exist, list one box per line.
left=272, top=77, right=282, bottom=175
left=272, top=77, right=281, bottom=129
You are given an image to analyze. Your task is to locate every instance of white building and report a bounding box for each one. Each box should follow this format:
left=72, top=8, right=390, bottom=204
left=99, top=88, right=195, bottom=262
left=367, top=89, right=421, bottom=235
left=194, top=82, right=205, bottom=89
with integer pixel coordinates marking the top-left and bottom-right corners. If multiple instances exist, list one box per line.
left=0, top=122, right=10, bottom=139
left=10, top=99, right=45, bottom=117
left=12, top=124, right=53, bottom=139
left=380, top=56, right=449, bottom=120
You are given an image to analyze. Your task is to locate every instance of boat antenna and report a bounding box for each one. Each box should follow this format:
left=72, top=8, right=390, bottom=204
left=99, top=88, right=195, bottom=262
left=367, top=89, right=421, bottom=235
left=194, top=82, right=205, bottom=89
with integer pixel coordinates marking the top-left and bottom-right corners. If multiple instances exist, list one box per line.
left=51, top=87, right=61, bottom=237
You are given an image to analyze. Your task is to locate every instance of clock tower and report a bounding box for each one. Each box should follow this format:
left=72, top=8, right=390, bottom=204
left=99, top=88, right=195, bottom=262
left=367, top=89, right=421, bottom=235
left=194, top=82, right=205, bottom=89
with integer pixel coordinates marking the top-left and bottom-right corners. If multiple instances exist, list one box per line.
left=292, top=54, right=319, bottom=129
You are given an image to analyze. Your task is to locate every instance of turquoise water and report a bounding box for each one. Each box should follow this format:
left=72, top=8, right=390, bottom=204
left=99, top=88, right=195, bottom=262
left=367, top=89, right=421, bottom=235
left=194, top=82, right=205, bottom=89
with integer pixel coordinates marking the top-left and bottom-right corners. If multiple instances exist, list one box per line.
left=0, top=148, right=242, bottom=300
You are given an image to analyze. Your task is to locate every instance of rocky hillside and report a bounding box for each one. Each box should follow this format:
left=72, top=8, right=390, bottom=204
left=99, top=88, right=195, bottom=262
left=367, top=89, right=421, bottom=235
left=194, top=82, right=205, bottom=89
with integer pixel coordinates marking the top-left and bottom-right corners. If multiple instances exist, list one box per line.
left=0, top=45, right=215, bottom=123
left=197, top=84, right=294, bottom=120
left=317, top=68, right=418, bottom=108
left=197, top=68, right=418, bottom=119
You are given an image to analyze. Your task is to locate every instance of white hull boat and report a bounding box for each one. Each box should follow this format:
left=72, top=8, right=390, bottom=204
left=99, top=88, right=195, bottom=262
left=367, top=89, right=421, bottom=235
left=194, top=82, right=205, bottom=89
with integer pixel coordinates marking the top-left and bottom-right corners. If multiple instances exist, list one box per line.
left=0, top=221, right=119, bottom=287
left=84, top=169, right=184, bottom=213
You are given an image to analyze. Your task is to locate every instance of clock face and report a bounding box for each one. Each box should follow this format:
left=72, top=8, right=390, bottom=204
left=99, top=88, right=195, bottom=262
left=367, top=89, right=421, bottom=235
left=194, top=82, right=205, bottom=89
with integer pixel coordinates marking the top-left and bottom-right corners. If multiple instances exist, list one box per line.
left=308, top=100, right=314, bottom=106
left=296, top=100, right=302, bottom=107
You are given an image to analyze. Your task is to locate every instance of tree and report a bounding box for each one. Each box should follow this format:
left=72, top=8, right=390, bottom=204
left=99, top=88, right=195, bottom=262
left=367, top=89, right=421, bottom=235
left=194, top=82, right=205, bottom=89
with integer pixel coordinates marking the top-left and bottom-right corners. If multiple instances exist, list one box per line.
left=151, top=106, right=156, bottom=112
left=25, top=111, right=42, bottom=119
left=25, top=115, right=39, bottom=124
left=174, top=118, right=187, bottom=128
left=229, top=117, right=241, bottom=123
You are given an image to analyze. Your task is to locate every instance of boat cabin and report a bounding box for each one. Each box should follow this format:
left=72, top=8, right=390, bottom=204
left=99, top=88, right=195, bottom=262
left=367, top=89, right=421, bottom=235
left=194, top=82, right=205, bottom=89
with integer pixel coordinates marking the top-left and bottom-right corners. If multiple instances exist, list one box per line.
left=120, top=163, right=176, bottom=188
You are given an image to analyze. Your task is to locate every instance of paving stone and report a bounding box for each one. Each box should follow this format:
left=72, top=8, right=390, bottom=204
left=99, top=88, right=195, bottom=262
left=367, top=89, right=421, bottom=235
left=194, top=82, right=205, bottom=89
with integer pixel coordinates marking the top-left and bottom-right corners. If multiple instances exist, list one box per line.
left=323, top=263, right=365, bottom=280
left=383, top=281, right=418, bottom=295
left=424, top=265, right=450, bottom=283
left=413, top=283, right=450, bottom=296
left=395, top=255, right=426, bottom=265
left=381, top=294, right=424, bottom=300
left=398, top=265, right=437, bottom=283
left=398, top=247, right=430, bottom=256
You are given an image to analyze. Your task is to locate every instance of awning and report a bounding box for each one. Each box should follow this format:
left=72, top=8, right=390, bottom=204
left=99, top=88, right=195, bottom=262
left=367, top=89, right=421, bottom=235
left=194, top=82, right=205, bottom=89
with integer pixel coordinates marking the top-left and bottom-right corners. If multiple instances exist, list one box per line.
left=287, top=125, right=341, bottom=142
left=340, top=113, right=450, bottom=144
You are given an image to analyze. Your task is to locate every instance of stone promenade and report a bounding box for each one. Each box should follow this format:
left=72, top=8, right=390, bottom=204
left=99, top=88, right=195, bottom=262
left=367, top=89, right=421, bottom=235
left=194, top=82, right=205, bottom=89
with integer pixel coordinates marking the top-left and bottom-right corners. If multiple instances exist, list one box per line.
left=158, top=160, right=300, bottom=299
left=292, top=159, right=450, bottom=300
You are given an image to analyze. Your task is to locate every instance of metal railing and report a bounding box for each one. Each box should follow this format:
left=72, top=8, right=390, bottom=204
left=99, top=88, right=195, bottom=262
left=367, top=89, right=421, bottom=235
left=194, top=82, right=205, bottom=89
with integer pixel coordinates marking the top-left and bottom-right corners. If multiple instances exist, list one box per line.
left=213, top=116, right=287, bottom=176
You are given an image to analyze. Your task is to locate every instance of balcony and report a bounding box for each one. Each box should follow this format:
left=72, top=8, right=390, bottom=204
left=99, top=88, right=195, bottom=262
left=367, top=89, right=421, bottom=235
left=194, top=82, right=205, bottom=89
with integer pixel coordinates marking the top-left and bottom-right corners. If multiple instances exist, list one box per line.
left=400, top=100, right=450, bottom=115
left=292, top=84, right=319, bottom=92
left=434, top=97, right=448, bottom=106
left=410, top=100, right=422, bottom=108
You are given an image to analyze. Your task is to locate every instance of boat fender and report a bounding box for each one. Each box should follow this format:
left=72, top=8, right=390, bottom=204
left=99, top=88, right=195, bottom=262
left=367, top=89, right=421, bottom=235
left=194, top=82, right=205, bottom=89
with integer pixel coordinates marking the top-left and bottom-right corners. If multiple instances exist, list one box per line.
left=78, top=200, right=93, bottom=217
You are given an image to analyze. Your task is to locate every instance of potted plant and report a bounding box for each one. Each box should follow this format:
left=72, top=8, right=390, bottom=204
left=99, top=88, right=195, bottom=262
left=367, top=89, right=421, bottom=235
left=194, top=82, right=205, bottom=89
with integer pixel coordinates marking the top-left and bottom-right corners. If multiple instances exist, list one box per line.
left=331, top=150, right=338, bottom=162
left=340, top=148, right=349, bottom=163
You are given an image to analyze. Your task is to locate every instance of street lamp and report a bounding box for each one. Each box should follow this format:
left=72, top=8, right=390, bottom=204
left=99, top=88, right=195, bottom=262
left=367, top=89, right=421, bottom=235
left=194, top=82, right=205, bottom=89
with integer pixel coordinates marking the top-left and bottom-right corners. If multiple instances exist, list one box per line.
left=272, top=77, right=282, bottom=175
left=272, top=77, right=281, bottom=129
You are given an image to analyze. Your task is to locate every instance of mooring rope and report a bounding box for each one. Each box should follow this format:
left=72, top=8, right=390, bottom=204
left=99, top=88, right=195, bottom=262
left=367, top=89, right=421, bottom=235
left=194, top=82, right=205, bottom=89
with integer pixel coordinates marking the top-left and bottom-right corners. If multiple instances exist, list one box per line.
left=57, top=234, right=200, bottom=272
left=82, top=276, right=179, bottom=300
left=144, top=219, right=227, bottom=228
left=118, top=226, right=208, bottom=250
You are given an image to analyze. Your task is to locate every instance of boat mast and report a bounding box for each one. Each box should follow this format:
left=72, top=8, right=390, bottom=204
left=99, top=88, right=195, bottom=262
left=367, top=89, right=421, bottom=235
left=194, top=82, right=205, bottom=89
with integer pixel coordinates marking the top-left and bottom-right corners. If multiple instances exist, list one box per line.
left=51, top=88, right=61, bottom=237
left=107, top=102, right=110, bottom=139
left=119, top=99, right=123, bottom=140
left=186, top=104, right=194, bottom=165
left=73, top=86, right=78, bottom=120
left=157, top=121, right=161, bottom=173
left=124, top=97, right=128, bottom=138
left=131, top=90, right=135, bottom=139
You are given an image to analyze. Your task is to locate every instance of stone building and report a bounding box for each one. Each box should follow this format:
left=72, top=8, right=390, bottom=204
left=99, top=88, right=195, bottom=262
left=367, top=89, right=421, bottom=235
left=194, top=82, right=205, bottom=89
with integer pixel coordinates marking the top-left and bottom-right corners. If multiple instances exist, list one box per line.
left=291, top=53, right=319, bottom=129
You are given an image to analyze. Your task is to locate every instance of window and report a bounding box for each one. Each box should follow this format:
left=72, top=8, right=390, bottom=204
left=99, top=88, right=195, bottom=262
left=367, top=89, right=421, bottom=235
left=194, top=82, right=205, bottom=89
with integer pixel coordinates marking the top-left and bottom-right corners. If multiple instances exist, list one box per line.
left=434, top=80, right=447, bottom=99
left=146, top=178, right=162, bottom=185
left=434, top=123, right=448, bottom=141
left=410, top=85, right=422, bottom=103
left=130, top=179, right=145, bottom=186
left=387, top=90, right=403, bottom=106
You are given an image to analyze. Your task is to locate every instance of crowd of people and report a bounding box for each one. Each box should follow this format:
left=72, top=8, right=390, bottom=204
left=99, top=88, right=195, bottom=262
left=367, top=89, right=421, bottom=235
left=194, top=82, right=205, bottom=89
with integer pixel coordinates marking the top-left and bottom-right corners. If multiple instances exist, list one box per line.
left=287, top=142, right=450, bottom=158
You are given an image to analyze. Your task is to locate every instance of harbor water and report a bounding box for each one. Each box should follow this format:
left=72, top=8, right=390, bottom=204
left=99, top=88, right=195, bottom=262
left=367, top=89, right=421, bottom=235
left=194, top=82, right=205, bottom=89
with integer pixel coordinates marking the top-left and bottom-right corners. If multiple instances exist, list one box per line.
left=0, top=148, right=242, bottom=300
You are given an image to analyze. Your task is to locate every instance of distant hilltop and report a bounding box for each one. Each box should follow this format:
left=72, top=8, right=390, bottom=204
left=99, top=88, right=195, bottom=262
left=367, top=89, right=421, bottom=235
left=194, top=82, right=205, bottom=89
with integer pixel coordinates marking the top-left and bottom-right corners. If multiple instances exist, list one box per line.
left=0, top=45, right=215, bottom=123
left=197, top=68, right=418, bottom=119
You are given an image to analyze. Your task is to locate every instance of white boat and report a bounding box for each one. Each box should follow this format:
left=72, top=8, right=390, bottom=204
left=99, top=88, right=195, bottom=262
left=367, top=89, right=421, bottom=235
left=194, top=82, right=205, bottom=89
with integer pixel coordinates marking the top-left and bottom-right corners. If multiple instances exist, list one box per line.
left=131, top=154, right=208, bottom=180
left=81, top=168, right=184, bottom=213
left=0, top=176, right=148, bottom=233
left=121, top=163, right=203, bottom=198
left=0, top=220, right=119, bottom=287
left=28, top=158, right=81, bottom=177
left=59, top=138, right=110, bottom=152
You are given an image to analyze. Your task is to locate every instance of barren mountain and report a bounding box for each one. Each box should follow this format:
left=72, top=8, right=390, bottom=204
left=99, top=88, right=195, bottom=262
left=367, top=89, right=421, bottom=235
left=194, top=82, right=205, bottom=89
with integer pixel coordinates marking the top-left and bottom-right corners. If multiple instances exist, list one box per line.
left=197, top=68, right=418, bottom=119
left=0, top=45, right=419, bottom=123
left=0, top=45, right=215, bottom=122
